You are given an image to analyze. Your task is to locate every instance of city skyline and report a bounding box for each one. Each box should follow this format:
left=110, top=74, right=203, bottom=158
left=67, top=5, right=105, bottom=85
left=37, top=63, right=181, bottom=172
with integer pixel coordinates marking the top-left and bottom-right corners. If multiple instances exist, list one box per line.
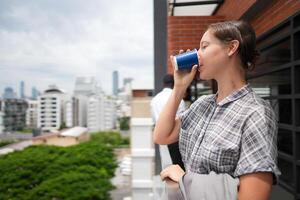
left=0, top=0, right=154, bottom=96
left=1, top=73, right=136, bottom=99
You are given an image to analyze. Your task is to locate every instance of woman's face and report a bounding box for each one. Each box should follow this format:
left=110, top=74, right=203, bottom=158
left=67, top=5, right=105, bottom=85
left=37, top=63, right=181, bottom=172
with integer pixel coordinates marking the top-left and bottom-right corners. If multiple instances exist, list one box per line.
left=197, top=29, right=229, bottom=80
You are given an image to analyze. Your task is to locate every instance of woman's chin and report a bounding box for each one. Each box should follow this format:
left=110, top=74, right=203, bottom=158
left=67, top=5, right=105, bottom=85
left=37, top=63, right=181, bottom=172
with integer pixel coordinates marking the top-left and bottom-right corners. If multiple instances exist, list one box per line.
left=199, top=73, right=209, bottom=81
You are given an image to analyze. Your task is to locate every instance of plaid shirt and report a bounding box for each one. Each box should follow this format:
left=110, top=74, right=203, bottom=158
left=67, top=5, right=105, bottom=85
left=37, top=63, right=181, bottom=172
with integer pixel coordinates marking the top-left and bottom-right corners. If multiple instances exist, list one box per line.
left=179, top=84, right=281, bottom=184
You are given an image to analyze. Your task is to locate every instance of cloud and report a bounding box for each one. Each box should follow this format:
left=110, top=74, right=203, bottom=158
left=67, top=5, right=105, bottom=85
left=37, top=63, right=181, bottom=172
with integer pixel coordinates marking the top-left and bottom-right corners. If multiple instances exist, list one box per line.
left=0, top=0, right=154, bottom=97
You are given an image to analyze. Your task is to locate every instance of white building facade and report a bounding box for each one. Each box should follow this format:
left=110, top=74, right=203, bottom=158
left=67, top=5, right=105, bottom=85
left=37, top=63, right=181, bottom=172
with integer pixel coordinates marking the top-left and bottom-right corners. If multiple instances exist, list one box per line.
left=0, top=107, right=3, bottom=134
left=103, top=97, right=116, bottom=130
left=64, top=97, right=79, bottom=128
left=26, top=100, right=38, bottom=129
left=74, top=77, right=97, bottom=127
left=87, top=95, right=116, bottom=132
left=37, top=86, right=66, bottom=132
left=73, top=76, right=117, bottom=132
left=87, top=96, right=103, bottom=132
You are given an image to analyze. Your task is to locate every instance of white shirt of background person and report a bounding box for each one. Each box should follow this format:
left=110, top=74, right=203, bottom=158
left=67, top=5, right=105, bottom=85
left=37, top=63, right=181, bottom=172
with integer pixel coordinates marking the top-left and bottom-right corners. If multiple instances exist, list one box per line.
left=151, top=87, right=186, bottom=169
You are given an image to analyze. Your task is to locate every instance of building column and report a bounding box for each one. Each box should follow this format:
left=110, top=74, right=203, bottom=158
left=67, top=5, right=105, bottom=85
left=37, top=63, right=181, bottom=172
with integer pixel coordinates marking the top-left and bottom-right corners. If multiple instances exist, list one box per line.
left=131, top=98, right=154, bottom=199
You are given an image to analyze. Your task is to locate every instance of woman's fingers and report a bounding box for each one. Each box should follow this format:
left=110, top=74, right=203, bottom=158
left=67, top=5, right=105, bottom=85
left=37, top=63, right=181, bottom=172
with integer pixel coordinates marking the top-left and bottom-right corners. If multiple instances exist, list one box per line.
left=160, top=164, right=185, bottom=182
left=170, top=55, right=176, bottom=71
left=160, top=168, right=168, bottom=180
left=179, top=49, right=184, bottom=54
left=189, top=65, right=198, bottom=77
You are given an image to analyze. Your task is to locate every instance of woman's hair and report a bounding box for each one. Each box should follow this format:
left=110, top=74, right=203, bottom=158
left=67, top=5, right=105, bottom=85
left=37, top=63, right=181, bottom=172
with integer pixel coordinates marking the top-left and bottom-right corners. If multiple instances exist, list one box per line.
left=207, top=20, right=259, bottom=71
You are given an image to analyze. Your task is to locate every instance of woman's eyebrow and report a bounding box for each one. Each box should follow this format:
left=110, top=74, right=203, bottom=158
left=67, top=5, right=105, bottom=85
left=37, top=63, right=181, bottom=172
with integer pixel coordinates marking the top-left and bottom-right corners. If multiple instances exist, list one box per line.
left=200, top=41, right=209, bottom=45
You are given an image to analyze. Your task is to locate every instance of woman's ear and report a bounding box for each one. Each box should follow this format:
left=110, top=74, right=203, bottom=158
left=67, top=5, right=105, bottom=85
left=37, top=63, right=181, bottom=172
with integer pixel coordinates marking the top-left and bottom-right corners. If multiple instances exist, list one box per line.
left=227, top=40, right=240, bottom=57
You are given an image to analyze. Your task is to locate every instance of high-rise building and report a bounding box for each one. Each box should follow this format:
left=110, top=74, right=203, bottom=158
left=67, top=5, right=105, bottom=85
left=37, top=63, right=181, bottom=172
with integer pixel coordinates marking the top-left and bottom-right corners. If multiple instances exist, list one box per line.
left=87, top=94, right=116, bottom=132
left=116, top=77, right=133, bottom=119
left=103, top=96, right=116, bottom=130
left=123, top=77, right=133, bottom=87
left=74, top=77, right=98, bottom=127
left=0, top=101, right=4, bottom=134
left=74, top=77, right=97, bottom=96
left=2, top=87, right=17, bottom=99
left=113, top=71, right=119, bottom=96
left=2, top=99, right=28, bottom=132
left=87, top=95, right=103, bottom=132
left=20, top=81, right=25, bottom=99
left=37, top=85, right=67, bottom=132
left=26, top=100, right=38, bottom=129
left=73, top=76, right=117, bottom=131
left=65, top=97, right=79, bottom=128
left=31, top=87, right=40, bottom=100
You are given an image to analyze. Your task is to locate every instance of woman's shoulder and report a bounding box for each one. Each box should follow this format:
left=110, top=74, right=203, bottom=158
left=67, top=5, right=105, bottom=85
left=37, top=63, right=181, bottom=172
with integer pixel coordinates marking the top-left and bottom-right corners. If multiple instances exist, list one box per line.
left=243, top=90, right=276, bottom=122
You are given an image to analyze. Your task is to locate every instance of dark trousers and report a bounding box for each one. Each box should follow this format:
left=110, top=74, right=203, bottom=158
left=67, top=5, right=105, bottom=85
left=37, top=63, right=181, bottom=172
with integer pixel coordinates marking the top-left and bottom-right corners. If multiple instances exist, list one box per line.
left=168, top=141, right=185, bottom=171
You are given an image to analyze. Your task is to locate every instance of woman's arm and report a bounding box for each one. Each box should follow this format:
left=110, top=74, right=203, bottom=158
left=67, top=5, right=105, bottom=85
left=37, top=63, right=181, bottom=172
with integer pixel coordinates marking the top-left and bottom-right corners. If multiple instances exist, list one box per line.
left=153, top=87, right=185, bottom=145
left=238, top=172, right=273, bottom=200
left=153, top=53, right=198, bottom=145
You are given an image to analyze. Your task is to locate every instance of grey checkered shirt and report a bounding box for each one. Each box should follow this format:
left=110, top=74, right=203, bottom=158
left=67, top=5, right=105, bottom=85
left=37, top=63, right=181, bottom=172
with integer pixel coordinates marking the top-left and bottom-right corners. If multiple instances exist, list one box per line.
left=179, top=84, right=281, bottom=184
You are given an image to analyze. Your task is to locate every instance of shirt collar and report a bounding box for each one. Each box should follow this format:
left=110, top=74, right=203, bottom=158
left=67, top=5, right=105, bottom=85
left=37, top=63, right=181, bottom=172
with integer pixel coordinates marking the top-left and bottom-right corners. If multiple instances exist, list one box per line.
left=208, top=84, right=252, bottom=107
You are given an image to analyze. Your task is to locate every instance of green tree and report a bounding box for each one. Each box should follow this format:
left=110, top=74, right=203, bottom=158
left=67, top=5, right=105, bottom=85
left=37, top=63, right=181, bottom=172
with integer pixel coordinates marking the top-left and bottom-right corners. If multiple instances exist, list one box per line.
left=118, top=117, right=130, bottom=130
left=0, top=132, right=124, bottom=200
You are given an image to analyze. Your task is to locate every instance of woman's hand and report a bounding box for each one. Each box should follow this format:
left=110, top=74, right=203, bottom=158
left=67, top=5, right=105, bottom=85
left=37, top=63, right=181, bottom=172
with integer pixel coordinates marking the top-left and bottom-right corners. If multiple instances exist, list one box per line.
left=171, top=49, right=198, bottom=91
left=160, top=164, right=185, bottom=183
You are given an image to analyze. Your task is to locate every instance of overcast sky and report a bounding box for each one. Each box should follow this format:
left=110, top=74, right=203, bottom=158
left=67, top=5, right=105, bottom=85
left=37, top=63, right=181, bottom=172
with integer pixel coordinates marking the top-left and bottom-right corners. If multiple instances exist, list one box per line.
left=0, top=0, right=154, bottom=97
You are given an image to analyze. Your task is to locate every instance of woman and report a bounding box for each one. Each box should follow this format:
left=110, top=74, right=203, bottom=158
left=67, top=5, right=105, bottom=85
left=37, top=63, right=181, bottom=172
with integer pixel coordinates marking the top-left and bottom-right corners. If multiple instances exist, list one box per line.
left=153, top=20, right=281, bottom=199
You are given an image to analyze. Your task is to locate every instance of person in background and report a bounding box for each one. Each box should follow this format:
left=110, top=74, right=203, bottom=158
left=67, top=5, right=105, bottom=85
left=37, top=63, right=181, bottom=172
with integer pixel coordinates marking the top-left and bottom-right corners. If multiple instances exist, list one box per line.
left=151, top=74, right=186, bottom=170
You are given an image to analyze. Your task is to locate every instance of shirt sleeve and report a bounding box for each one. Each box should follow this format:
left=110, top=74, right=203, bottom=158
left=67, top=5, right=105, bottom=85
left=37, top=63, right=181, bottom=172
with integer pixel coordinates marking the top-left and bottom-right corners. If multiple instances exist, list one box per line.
left=233, top=108, right=281, bottom=185
left=176, top=100, right=186, bottom=116
left=150, top=100, right=156, bottom=123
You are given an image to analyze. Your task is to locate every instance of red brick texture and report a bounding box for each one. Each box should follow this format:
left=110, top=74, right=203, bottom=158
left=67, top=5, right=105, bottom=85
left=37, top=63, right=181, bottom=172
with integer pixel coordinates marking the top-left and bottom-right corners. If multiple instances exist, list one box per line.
left=215, top=0, right=257, bottom=20
left=215, top=0, right=300, bottom=36
left=132, top=90, right=151, bottom=98
left=249, top=0, right=300, bottom=36
left=167, top=16, right=225, bottom=73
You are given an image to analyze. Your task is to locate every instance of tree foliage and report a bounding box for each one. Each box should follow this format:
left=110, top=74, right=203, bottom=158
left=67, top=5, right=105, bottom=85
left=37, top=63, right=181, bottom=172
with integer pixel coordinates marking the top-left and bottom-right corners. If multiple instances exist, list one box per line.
left=0, top=132, right=128, bottom=200
left=118, top=117, right=130, bottom=131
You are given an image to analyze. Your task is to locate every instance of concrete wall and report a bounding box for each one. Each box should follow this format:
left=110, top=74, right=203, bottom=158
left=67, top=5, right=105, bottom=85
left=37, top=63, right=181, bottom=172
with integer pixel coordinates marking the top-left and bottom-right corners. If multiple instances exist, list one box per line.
left=131, top=98, right=154, bottom=200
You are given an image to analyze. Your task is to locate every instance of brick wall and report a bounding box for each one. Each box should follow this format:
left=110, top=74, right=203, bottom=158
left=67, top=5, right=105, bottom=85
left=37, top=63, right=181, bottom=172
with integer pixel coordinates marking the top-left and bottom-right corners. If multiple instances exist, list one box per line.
left=215, top=0, right=300, bottom=36
left=167, top=16, right=225, bottom=73
left=215, top=0, right=257, bottom=20
left=250, top=0, right=300, bottom=36
left=132, top=90, right=153, bottom=98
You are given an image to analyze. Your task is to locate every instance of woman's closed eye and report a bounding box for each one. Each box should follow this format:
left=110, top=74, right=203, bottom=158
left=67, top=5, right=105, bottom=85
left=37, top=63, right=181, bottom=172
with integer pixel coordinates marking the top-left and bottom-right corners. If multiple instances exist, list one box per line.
left=201, top=45, right=208, bottom=50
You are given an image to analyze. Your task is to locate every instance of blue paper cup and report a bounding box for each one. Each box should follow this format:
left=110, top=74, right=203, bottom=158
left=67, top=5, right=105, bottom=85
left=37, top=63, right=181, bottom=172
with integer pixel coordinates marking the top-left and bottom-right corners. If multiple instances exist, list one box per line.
left=172, top=49, right=199, bottom=70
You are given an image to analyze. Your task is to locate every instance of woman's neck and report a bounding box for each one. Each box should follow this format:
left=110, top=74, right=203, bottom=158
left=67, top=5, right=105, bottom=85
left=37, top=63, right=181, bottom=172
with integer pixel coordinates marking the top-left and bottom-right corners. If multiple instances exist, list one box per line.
left=215, top=66, right=247, bottom=104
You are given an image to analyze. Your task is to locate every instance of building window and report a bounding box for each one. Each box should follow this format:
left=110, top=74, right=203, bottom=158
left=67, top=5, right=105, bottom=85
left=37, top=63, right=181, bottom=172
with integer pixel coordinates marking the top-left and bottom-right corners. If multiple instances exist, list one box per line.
left=247, top=11, right=300, bottom=196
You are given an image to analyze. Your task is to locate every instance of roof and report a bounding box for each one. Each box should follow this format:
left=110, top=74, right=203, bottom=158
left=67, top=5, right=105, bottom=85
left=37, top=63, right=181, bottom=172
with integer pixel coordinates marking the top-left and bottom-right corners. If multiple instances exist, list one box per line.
left=32, top=133, right=59, bottom=140
left=44, top=85, right=65, bottom=94
left=168, top=0, right=223, bottom=16
left=0, top=148, right=14, bottom=155
left=60, top=126, right=88, bottom=137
